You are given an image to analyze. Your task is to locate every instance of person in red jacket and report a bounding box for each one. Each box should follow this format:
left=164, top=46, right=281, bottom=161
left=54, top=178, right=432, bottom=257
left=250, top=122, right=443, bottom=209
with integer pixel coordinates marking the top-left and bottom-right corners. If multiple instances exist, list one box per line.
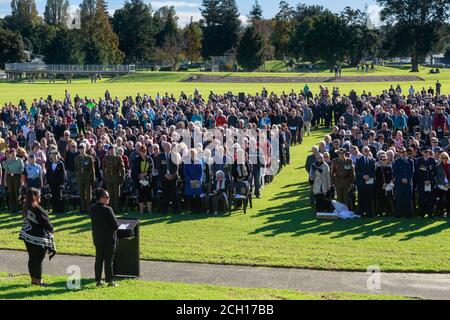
left=433, top=106, right=446, bottom=141
left=215, top=110, right=227, bottom=127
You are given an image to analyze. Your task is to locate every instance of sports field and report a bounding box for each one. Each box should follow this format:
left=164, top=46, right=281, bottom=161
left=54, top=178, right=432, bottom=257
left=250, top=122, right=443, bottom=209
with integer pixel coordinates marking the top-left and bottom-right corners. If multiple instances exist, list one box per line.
left=0, top=129, right=449, bottom=272
left=0, top=65, right=448, bottom=105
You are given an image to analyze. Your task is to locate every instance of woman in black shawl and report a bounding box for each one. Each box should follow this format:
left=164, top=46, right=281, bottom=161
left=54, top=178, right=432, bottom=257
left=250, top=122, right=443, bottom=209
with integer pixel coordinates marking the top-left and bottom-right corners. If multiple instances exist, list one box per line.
left=19, top=188, right=56, bottom=286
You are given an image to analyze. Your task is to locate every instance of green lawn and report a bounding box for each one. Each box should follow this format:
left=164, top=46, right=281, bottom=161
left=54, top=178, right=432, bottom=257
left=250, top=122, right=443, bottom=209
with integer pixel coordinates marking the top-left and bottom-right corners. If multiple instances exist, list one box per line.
left=0, top=65, right=448, bottom=105
left=1, top=130, right=449, bottom=272
left=0, top=273, right=408, bottom=300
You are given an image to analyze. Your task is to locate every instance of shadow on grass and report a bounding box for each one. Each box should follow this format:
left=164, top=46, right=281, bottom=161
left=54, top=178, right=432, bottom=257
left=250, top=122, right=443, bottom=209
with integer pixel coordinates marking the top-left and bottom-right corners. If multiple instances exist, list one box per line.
left=0, top=278, right=98, bottom=299
left=250, top=181, right=450, bottom=241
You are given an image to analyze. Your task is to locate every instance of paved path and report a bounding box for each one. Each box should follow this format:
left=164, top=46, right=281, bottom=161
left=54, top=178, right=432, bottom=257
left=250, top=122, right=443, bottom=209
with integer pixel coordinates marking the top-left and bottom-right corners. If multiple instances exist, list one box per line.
left=1, top=249, right=449, bottom=299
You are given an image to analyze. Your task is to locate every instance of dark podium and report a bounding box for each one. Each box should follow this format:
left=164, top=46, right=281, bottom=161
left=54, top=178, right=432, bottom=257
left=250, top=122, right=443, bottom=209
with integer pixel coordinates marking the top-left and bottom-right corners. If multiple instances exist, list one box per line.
left=113, top=219, right=140, bottom=278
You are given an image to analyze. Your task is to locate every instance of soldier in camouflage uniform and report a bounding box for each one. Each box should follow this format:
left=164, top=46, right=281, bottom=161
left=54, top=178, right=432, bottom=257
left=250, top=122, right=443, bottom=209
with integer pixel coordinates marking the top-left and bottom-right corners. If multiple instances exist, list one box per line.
left=331, top=149, right=355, bottom=207
left=102, top=145, right=125, bottom=213
left=74, top=143, right=95, bottom=213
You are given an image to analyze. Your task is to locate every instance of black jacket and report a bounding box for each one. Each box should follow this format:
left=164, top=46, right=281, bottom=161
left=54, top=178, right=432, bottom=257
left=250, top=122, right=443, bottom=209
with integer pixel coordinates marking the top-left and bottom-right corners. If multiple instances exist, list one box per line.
left=90, top=202, right=119, bottom=247
left=45, top=161, right=66, bottom=186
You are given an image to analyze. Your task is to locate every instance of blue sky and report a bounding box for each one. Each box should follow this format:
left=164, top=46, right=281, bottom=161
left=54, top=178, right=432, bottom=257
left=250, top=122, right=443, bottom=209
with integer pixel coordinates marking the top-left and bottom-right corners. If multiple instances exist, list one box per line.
left=0, top=0, right=380, bottom=26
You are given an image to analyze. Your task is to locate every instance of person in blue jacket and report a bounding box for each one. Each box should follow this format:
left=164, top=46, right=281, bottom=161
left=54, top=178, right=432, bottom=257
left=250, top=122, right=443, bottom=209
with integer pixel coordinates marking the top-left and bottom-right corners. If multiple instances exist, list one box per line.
left=393, top=147, right=415, bottom=218
left=183, top=148, right=203, bottom=214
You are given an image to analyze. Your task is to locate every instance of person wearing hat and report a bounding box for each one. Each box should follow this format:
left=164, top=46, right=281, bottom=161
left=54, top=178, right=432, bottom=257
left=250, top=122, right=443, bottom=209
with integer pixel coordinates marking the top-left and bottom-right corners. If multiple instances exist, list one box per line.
left=74, top=143, right=95, bottom=213
left=331, top=149, right=354, bottom=207
left=414, top=148, right=437, bottom=217
left=3, top=148, right=24, bottom=213
left=102, top=145, right=125, bottom=213
left=45, top=151, right=66, bottom=214
left=392, top=147, right=415, bottom=218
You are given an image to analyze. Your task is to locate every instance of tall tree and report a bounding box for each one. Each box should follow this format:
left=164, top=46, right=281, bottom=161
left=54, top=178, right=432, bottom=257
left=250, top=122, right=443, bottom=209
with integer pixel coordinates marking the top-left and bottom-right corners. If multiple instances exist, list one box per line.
left=249, top=0, right=262, bottom=23
left=341, top=6, right=380, bottom=66
left=154, top=6, right=179, bottom=47
left=44, top=0, right=70, bottom=26
left=289, top=4, right=324, bottom=59
left=5, top=0, right=41, bottom=40
left=303, top=11, right=349, bottom=66
left=377, top=0, right=450, bottom=72
left=271, top=1, right=295, bottom=59
left=183, top=17, right=202, bottom=62
left=112, top=0, right=156, bottom=63
left=236, top=25, right=265, bottom=71
left=44, top=28, right=84, bottom=64
left=200, top=0, right=221, bottom=57
left=80, top=0, right=124, bottom=64
left=219, top=0, right=241, bottom=54
left=0, top=27, right=26, bottom=68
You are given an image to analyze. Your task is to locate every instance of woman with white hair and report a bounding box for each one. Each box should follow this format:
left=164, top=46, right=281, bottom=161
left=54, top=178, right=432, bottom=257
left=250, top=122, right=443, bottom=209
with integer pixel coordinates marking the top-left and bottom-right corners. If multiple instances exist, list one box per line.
left=310, top=153, right=331, bottom=212
left=206, top=170, right=229, bottom=215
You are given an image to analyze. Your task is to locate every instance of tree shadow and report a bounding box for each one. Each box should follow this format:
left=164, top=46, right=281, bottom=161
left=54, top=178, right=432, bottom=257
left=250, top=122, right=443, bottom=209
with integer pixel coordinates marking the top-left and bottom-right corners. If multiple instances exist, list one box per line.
left=250, top=181, right=450, bottom=241
left=0, top=278, right=98, bottom=299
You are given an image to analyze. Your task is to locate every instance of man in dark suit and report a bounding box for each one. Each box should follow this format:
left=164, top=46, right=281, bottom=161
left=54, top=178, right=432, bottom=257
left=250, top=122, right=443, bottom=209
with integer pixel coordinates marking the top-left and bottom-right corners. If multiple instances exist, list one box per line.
left=157, top=142, right=180, bottom=214
left=355, top=146, right=376, bottom=217
left=90, top=188, right=119, bottom=287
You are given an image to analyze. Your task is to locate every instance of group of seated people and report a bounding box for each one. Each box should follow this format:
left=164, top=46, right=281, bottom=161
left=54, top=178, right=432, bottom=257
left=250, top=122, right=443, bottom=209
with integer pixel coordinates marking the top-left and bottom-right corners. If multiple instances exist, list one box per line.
left=0, top=88, right=303, bottom=215
left=306, top=84, right=450, bottom=218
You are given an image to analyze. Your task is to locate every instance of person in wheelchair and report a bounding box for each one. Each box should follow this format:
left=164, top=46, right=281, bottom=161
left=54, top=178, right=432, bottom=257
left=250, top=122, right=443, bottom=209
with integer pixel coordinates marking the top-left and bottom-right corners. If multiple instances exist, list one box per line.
left=231, top=148, right=252, bottom=198
left=206, top=170, right=229, bottom=215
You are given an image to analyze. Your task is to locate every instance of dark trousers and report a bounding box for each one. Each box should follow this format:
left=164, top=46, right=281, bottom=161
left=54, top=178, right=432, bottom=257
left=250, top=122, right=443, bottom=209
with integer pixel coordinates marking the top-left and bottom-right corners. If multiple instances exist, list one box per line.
left=315, top=193, right=331, bottom=212
left=437, top=189, right=450, bottom=216
left=418, top=187, right=435, bottom=217
left=27, top=178, right=41, bottom=190
left=25, top=241, right=46, bottom=280
left=161, top=179, right=180, bottom=214
left=6, top=174, right=21, bottom=212
left=376, top=190, right=394, bottom=216
left=95, top=245, right=116, bottom=283
left=50, top=184, right=65, bottom=213
left=357, top=186, right=375, bottom=217
left=290, top=130, right=297, bottom=145
left=395, top=183, right=413, bottom=218
left=252, top=166, right=261, bottom=197
left=78, top=181, right=92, bottom=212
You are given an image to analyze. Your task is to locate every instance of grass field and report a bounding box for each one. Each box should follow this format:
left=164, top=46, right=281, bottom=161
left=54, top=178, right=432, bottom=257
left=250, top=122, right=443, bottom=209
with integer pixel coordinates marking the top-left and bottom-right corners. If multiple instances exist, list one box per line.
left=0, top=130, right=449, bottom=272
left=0, top=273, right=408, bottom=300
left=0, top=65, right=448, bottom=105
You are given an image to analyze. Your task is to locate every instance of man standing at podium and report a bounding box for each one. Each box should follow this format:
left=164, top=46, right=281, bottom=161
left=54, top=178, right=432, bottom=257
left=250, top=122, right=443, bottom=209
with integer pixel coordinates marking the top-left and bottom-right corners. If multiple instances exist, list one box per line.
left=90, top=188, right=119, bottom=287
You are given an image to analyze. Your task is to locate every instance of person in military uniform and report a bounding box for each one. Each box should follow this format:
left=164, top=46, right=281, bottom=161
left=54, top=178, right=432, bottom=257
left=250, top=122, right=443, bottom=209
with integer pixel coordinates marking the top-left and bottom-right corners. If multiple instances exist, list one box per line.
left=74, top=143, right=95, bottom=213
left=102, top=145, right=125, bottom=213
left=331, top=149, right=354, bottom=207
left=414, top=148, right=437, bottom=217
left=393, top=148, right=415, bottom=218
left=3, top=148, right=24, bottom=213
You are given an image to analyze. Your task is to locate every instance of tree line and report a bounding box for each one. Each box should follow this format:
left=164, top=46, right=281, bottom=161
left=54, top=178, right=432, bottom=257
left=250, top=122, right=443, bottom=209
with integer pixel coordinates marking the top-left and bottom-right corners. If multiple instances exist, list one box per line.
left=0, top=0, right=449, bottom=72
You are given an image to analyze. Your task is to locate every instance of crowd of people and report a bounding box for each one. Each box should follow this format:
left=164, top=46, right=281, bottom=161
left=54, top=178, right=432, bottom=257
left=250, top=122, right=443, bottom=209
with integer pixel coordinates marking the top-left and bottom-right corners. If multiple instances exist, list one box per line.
left=0, top=88, right=303, bottom=216
left=306, top=81, right=450, bottom=218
